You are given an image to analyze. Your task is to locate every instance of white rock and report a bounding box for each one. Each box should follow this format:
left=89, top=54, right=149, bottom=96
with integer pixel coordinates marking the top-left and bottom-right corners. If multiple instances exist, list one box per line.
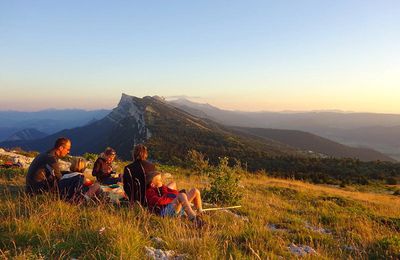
left=0, top=149, right=34, bottom=169
left=343, top=245, right=356, bottom=251
left=145, top=246, right=187, bottom=260
left=288, top=243, right=317, bottom=257
left=222, top=209, right=249, bottom=222
left=305, top=222, right=332, bottom=234
left=267, top=224, right=288, bottom=232
left=303, top=246, right=317, bottom=254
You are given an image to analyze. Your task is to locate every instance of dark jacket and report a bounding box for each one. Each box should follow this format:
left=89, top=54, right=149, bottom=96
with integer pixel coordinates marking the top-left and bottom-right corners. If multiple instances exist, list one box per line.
left=92, top=157, right=113, bottom=182
left=26, top=150, right=61, bottom=194
left=123, top=160, right=156, bottom=205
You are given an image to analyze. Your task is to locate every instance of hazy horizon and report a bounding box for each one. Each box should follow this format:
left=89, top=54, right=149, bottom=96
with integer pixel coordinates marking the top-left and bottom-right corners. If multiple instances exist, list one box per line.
left=1, top=1, right=399, bottom=113
left=2, top=94, right=400, bottom=116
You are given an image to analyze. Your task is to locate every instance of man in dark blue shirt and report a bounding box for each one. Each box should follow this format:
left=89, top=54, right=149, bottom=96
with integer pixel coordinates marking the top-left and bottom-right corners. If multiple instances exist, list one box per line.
left=26, top=137, right=71, bottom=194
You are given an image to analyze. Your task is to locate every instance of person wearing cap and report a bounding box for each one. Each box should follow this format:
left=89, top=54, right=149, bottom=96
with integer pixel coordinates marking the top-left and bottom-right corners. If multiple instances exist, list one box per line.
left=145, top=171, right=205, bottom=226
left=92, top=147, right=120, bottom=185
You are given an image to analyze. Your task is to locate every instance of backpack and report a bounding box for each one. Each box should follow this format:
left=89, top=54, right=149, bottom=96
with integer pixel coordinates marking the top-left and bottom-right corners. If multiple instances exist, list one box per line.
left=44, top=164, right=58, bottom=191
left=123, top=161, right=147, bottom=206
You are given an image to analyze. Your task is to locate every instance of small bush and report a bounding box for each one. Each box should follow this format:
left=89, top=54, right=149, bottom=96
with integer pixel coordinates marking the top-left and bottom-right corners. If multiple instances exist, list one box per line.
left=369, top=236, right=400, bottom=259
left=0, top=168, right=26, bottom=180
left=186, top=149, right=209, bottom=174
left=202, top=157, right=243, bottom=206
left=82, top=153, right=98, bottom=162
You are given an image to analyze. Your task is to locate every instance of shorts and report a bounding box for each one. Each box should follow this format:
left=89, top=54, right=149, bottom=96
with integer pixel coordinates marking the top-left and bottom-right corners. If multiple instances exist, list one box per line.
left=160, top=203, right=185, bottom=217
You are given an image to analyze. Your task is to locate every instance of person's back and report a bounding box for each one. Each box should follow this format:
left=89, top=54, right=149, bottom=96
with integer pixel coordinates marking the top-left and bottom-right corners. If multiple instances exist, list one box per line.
left=123, top=159, right=155, bottom=206
left=123, top=144, right=156, bottom=206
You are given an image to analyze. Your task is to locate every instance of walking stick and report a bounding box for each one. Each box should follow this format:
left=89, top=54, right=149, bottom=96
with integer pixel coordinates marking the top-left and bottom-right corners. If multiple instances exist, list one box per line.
left=202, top=205, right=242, bottom=212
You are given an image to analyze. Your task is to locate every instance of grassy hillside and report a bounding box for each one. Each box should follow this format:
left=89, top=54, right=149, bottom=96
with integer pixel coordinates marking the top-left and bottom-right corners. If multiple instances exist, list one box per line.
left=230, top=127, right=395, bottom=162
left=143, top=97, right=304, bottom=165
left=1, top=164, right=399, bottom=259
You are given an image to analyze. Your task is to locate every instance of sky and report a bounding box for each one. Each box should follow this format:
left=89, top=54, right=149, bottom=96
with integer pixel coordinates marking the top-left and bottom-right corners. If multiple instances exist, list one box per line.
left=0, top=0, right=399, bottom=113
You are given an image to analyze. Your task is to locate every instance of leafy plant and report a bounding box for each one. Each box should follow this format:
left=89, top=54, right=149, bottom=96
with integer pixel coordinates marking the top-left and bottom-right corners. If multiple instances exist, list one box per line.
left=82, top=153, right=98, bottom=162
left=186, top=149, right=209, bottom=175
left=0, top=167, right=26, bottom=180
left=369, top=236, right=400, bottom=259
left=202, top=157, right=243, bottom=206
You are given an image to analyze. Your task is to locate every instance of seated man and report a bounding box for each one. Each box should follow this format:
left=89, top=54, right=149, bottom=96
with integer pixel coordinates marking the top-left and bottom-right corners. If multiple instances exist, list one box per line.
left=26, top=137, right=71, bottom=195
left=145, top=171, right=204, bottom=226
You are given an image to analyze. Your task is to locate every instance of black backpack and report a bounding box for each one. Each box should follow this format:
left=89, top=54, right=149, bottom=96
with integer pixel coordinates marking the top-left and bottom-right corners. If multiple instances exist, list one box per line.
left=44, top=164, right=58, bottom=191
left=123, top=161, right=147, bottom=206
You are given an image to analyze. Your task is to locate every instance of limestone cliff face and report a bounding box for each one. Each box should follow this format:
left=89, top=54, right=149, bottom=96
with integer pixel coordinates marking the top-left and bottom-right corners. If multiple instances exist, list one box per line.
left=0, top=93, right=303, bottom=164
left=106, top=93, right=151, bottom=145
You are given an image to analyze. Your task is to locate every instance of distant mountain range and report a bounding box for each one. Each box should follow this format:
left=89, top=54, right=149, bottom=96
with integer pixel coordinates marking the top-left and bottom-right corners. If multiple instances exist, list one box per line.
left=0, top=94, right=394, bottom=168
left=170, top=98, right=400, bottom=161
left=5, top=128, right=48, bottom=142
left=0, top=109, right=110, bottom=141
left=0, top=95, right=304, bottom=164
left=230, top=127, right=394, bottom=162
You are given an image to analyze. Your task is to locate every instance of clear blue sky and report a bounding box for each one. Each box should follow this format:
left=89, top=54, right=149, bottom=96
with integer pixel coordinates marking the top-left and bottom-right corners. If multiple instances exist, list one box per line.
left=1, top=0, right=399, bottom=112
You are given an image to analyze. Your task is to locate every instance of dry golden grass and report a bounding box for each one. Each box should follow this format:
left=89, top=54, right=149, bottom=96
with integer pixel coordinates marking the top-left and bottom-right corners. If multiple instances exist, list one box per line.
left=0, top=166, right=399, bottom=259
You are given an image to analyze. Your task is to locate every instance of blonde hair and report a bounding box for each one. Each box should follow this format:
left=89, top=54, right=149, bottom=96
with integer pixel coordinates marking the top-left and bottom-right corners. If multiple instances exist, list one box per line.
left=132, top=144, right=148, bottom=161
left=70, top=157, right=87, bottom=173
left=146, top=171, right=161, bottom=187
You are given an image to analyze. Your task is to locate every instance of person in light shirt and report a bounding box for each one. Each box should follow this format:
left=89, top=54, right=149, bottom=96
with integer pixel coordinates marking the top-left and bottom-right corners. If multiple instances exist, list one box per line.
left=58, top=157, right=101, bottom=202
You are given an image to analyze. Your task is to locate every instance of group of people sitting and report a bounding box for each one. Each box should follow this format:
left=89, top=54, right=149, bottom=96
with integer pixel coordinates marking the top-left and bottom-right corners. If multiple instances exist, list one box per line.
left=25, top=137, right=205, bottom=225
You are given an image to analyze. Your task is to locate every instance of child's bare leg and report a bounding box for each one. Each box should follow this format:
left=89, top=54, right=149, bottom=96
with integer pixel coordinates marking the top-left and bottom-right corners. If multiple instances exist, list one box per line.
left=167, top=181, right=177, bottom=190
left=186, top=188, right=203, bottom=211
left=171, top=193, right=196, bottom=218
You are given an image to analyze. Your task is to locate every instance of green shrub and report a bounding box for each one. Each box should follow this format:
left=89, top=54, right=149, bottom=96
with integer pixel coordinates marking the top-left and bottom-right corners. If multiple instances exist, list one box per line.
left=369, top=236, right=400, bottom=259
left=186, top=149, right=209, bottom=174
left=202, top=157, right=243, bottom=206
left=0, top=168, right=26, bottom=180
left=82, top=153, right=98, bottom=162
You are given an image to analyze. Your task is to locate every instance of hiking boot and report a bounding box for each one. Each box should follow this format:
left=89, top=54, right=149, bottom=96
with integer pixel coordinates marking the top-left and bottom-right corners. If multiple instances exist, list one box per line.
left=196, top=209, right=205, bottom=217
left=191, top=216, right=206, bottom=229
